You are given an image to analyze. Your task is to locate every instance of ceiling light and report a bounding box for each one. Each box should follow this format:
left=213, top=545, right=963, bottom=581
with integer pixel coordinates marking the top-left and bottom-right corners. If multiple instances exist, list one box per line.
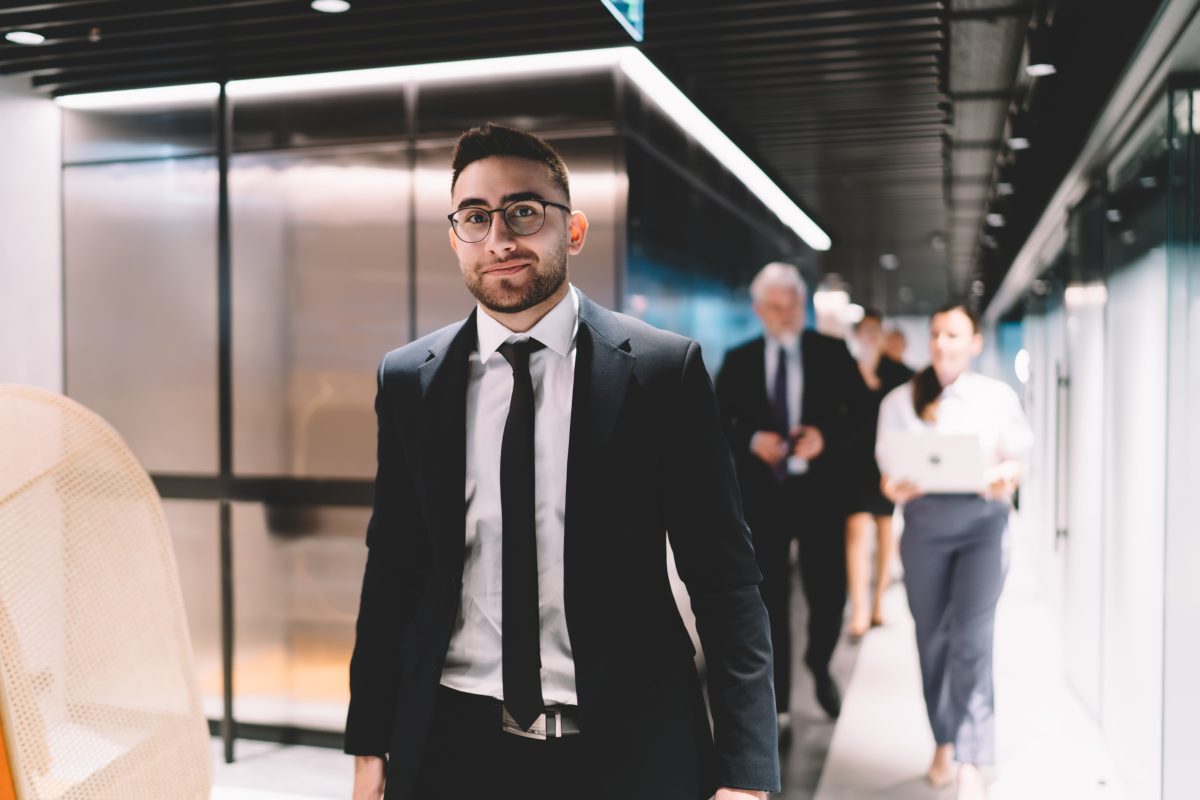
left=1106, top=208, right=1123, bottom=223
left=1139, top=175, right=1159, bottom=189
left=5, top=31, right=45, bottom=45
left=982, top=234, right=999, bottom=249
left=986, top=212, right=1006, bottom=227
left=996, top=181, right=1015, bottom=196
left=1008, top=136, right=1031, bottom=151
left=311, top=0, right=351, bottom=12
left=1026, top=27, right=1057, bottom=77
left=55, top=83, right=220, bottom=109
left=60, top=48, right=831, bottom=252
left=1007, top=114, right=1033, bottom=151
left=879, top=253, right=900, bottom=270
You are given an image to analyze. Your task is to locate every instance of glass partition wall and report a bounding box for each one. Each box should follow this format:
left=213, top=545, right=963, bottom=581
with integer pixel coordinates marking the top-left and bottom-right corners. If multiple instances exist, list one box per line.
left=1016, top=85, right=1200, bottom=799
left=61, top=64, right=812, bottom=758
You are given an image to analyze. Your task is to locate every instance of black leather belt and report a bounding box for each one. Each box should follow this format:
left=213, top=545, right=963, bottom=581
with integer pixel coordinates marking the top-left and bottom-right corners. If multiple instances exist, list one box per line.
left=501, top=704, right=582, bottom=740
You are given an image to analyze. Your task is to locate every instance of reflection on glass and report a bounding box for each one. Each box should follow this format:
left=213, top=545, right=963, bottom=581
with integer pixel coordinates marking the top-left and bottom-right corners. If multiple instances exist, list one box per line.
left=64, top=159, right=219, bottom=474
left=62, top=98, right=216, bottom=164
left=231, top=502, right=367, bottom=731
left=231, top=148, right=410, bottom=478
left=161, top=500, right=222, bottom=720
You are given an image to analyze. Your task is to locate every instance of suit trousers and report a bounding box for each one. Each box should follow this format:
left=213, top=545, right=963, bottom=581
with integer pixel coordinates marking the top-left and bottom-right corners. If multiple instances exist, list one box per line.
left=744, top=474, right=847, bottom=713
left=411, top=686, right=598, bottom=800
left=900, top=495, right=1010, bottom=765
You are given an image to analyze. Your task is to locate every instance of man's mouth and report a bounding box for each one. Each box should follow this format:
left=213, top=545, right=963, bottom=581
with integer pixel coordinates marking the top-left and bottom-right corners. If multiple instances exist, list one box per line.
left=486, top=262, right=529, bottom=276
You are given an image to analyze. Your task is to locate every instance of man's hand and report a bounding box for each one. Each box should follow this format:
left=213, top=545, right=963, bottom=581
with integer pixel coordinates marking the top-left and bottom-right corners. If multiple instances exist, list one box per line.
left=881, top=473, right=922, bottom=504
left=750, top=431, right=789, bottom=466
left=353, top=755, right=386, bottom=800
left=715, top=789, right=768, bottom=800
left=790, top=425, right=824, bottom=461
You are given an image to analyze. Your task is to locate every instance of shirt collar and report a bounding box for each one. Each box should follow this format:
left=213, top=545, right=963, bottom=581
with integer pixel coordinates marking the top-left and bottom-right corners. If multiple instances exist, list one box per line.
left=940, top=370, right=975, bottom=398
left=475, top=283, right=579, bottom=363
left=767, top=332, right=801, bottom=354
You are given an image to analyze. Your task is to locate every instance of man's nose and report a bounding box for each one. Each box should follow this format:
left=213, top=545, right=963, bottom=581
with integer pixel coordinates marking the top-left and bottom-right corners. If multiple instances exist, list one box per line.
left=485, top=212, right=517, bottom=253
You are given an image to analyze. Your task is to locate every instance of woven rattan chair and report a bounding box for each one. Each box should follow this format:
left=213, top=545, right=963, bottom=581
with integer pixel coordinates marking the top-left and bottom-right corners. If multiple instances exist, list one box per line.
left=0, top=385, right=211, bottom=800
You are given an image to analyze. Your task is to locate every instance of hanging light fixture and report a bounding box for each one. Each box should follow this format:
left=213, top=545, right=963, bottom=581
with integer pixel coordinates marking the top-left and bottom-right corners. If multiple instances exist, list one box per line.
left=1026, top=25, right=1057, bottom=77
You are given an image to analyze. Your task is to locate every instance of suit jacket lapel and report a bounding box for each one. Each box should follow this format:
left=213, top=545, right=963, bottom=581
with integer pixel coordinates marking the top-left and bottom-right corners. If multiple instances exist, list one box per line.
left=564, top=293, right=635, bottom=543
left=416, top=311, right=476, bottom=580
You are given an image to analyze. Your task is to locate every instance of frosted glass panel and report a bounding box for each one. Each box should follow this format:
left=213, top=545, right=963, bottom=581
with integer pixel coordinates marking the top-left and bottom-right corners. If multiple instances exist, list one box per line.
left=232, top=503, right=367, bottom=731
left=161, top=500, right=222, bottom=720
left=1062, top=297, right=1105, bottom=716
left=1103, top=251, right=1166, bottom=800
left=231, top=147, right=410, bottom=478
left=64, top=159, right=219, bottom=474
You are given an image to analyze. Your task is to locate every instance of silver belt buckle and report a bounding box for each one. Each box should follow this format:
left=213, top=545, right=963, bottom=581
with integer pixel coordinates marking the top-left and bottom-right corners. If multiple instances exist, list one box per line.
left=502, top=705, right=554, bottom=740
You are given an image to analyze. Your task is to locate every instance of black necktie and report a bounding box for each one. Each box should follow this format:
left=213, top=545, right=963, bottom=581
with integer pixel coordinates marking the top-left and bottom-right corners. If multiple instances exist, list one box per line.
left=771, top=346, right=790, bottom=481
left=497, top=338, right=546, bottom=730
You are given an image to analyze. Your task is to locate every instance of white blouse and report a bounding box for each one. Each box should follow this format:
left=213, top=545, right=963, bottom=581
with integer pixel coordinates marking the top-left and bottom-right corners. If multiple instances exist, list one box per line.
left=875, top=371, right=1033, bottom=479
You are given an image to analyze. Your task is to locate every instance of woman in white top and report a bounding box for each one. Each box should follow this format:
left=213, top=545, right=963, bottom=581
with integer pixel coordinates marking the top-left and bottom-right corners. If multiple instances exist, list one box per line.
left=876, top=303, right=1032, bottom=800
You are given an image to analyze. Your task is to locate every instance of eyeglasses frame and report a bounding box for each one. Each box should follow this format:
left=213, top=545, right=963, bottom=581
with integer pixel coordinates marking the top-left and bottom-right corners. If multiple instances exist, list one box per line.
left=447, top=198, right=572, bottom=243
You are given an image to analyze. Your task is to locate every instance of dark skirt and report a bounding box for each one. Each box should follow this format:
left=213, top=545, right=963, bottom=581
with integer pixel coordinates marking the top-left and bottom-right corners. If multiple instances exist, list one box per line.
left=845, top=460, right=895, bottom=517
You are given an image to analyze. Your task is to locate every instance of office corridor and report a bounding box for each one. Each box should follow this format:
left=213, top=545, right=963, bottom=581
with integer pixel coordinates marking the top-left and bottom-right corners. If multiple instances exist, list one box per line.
left=208, top=511, right=1122, bottom=800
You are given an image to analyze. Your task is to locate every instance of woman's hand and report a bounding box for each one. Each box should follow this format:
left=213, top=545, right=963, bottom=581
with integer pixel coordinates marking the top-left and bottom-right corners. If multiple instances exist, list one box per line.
left=881, top=473, right=922, bottom=504
left=983, top=460, right=1022, bottom=501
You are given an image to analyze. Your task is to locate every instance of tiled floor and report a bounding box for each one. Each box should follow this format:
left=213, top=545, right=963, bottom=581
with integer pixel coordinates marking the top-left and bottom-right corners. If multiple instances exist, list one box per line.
left=815, top=516, right=1124, bottom=800
left=210, top=518, right=1120, bottom=800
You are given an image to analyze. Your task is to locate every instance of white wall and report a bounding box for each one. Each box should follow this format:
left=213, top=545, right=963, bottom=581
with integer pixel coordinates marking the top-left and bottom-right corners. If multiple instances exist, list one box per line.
left=0, top=75, right=61, bottom=391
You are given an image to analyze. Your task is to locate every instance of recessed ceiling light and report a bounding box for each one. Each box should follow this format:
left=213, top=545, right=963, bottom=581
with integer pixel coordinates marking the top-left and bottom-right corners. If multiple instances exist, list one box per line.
left=5, top=31, right=45, bottom=45
left=986, top=212, right=1006, bottom=227
left=311, top=0, right=351, bottom=12
left=996, top=181, right=1015, bottom=196
left=879, top=253, right=900, bottom=270
left=1106, top=208, right=1123, bottom=223
left=1007, top=136, right=1031, bottom=151
left=1026, top=63, right=1057, bottom=77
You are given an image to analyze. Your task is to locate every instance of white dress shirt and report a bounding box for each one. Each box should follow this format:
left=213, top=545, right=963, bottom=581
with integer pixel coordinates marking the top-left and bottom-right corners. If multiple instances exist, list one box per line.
left=764, top=334, right=803, bottom=431
left=875, top=371, right=1033, bottom=480
left=440, top=285, right=580, bottom=705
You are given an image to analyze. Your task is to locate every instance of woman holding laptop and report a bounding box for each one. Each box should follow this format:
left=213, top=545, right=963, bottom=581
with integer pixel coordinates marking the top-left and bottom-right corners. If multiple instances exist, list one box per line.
left=876, top=302, right=1032, bottom=799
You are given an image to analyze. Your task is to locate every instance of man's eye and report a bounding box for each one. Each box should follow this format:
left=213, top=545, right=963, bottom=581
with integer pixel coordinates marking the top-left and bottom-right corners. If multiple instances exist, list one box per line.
left=464, top=211, right=488, bottom=224
left=510, top=204, right=536, bottom=218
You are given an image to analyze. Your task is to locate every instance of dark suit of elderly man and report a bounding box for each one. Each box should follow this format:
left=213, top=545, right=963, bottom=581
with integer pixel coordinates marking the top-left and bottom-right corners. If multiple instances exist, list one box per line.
left=346, top=123, right=779, bottom=800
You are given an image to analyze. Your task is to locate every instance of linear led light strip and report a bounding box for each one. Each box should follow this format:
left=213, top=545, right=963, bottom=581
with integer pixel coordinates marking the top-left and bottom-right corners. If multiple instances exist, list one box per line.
left=55, top=47, right=831, bottom=252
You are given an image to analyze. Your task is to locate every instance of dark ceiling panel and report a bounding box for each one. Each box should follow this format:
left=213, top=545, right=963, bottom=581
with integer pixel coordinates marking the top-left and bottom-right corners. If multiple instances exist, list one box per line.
left=0, top=0, right=968, bottom=312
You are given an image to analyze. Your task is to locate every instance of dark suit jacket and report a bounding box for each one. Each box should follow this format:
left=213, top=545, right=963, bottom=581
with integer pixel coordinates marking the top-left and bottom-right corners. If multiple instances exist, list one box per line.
left=714, top=331, right=864, bottom=508
left=345, top=291, right=780, bottom=799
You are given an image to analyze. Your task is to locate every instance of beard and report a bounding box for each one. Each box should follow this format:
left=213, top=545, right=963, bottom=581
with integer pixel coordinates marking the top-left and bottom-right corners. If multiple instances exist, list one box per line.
left=463, top=239, right=569, bottom=314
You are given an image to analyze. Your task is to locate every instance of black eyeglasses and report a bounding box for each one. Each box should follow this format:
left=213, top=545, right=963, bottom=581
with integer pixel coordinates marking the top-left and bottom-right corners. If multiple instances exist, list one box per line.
left=448, top=199, right=571, bottom=243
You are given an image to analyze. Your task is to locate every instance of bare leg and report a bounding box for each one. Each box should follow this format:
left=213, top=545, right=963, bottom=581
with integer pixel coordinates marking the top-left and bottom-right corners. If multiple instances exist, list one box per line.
left=927, top=743, right=955, bottom=787
left=845, top=512, right=873, bottom=636
left=871, top=514, right=895, bottom=625
left=957, top=763, right=988, bottom=799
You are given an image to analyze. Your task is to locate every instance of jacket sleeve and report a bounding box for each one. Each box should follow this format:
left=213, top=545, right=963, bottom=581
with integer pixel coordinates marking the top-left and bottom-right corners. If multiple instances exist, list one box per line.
left=344, top=359, right=430, bottom=757
left=815, top=337, right=871, bottom=462
left=664, top=340, right=781, bottom=793
left=714, top=349, right=754, bottom=457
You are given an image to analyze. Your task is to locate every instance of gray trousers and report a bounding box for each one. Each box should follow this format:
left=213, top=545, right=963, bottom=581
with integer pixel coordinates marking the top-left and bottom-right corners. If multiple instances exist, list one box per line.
left=900, top=494, right=1010, bottom=765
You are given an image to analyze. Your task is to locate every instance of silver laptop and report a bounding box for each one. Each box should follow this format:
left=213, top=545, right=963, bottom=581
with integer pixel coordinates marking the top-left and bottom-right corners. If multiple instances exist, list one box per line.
left=883, top=432, right=986, bottom=494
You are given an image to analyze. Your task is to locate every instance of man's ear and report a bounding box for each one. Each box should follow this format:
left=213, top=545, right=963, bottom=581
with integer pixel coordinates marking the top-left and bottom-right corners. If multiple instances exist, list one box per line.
left=567, top=210, right=589, bottom=256
left=448, top=227, right=459, bottom=254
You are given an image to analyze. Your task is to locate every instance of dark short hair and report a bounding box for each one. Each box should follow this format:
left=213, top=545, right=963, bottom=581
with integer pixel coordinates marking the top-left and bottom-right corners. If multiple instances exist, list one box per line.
left=930, top=301, right=980, bottom=333
left=450, top=123, right=570, bottom=201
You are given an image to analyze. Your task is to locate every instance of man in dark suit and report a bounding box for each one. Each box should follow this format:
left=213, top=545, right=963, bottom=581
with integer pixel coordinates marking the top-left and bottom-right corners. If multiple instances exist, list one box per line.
left=715, top=263, right=862, bottom=732
left=346, top=123, right=778, bottom=800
